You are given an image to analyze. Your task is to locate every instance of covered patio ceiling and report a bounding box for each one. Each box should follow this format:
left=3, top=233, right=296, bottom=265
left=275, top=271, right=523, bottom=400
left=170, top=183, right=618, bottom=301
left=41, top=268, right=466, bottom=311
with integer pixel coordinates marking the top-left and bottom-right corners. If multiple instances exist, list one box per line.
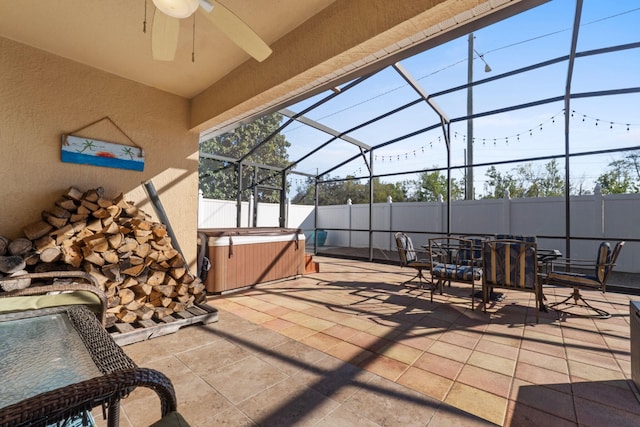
left=0, top=0, right=546, bottom=133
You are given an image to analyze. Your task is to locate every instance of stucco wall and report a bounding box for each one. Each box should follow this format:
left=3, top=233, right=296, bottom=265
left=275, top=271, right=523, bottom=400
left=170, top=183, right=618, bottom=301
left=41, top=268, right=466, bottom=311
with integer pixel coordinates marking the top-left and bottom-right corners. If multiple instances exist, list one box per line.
left=0, top=37, right=199, bottom=268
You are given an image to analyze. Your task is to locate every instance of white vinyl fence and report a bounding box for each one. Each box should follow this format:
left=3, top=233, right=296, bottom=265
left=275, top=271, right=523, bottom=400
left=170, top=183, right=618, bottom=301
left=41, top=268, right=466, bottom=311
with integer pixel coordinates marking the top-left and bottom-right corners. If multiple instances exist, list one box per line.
left=198, top=191, right=640, bottom=273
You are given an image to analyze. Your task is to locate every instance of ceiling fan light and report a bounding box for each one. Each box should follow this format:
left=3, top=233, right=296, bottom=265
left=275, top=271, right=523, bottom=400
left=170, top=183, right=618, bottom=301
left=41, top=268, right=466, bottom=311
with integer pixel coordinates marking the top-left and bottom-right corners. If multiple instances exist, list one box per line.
left=152, top=0, right=199, bottom=19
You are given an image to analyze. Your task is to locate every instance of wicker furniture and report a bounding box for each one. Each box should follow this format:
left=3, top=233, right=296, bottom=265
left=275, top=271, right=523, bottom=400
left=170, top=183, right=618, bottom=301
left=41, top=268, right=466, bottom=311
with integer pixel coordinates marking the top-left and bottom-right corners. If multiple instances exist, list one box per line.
left=0, top=287, right=177, bottom=427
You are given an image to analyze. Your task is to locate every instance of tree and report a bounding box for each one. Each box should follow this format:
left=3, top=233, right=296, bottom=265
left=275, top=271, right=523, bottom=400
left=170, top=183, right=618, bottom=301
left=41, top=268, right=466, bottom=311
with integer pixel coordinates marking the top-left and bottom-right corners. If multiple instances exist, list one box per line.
left=199, top=113, right=291, bottom=202
left=291, top=176, right=409, bottom=205
left=482, top=160, right=566, bottom=199
left=411, top=170, right=463, bottom=201
left=596, top=152, right=640, bottom=194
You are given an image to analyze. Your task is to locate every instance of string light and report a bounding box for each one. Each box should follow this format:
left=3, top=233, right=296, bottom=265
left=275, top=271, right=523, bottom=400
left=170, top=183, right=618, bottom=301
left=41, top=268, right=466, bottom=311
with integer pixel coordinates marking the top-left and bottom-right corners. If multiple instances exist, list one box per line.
left=372, top=109, right=637, bottom=162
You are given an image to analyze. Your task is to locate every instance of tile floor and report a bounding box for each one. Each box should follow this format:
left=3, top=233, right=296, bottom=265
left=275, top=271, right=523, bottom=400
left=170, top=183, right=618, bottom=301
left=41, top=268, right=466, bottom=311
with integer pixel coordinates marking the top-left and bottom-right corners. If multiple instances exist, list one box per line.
left=100, top=256, right=640, bottom=426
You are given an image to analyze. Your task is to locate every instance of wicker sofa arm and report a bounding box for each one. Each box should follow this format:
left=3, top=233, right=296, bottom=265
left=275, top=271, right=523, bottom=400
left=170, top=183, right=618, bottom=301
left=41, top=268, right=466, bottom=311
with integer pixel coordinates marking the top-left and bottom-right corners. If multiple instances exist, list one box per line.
left=0, top=368, right=177, bottom=427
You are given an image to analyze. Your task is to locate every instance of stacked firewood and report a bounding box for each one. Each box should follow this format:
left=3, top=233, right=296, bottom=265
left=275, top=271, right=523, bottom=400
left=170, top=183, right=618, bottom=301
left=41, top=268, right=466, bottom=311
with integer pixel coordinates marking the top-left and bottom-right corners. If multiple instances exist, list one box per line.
left=0, top=186, right=204, bottom=327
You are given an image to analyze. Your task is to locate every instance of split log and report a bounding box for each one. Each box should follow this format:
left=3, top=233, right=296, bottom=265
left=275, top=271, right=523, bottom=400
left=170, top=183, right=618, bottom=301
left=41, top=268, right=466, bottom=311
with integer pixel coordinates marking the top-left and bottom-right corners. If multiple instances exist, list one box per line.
left=24, top=220, right=54, bottom=240
left=39, top=247, right=62, bottom=263
left=118, top=288, right=135, bottom=305
left=0, top=272, right=31, bottom=291
left=116, top=309, right=137, bottom=323
left=9, top=238, right=33, bottom=256
left=0, top=236, right=8, bottom=255
left=56, top=197, right=77, bottom=211
left=0, top=256, right=27, bottom=274
left=154, top=307, right=174, bottom=320
left=64, top=186, right=84, bottom=201
left=41, top=212, right=68, bottom=229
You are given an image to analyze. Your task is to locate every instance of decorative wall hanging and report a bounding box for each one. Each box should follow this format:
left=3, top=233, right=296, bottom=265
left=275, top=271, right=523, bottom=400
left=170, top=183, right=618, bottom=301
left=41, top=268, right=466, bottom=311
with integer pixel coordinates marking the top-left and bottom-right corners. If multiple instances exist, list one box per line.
left=61, top=116, right=145, bottom=171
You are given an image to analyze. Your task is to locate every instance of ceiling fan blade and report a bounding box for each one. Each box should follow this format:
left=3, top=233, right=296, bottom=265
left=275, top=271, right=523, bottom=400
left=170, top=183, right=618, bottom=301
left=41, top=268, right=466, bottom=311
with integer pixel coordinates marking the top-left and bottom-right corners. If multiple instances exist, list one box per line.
left=151, top=10, right=180, bottom=61
left=200, top=0, right=272, bottom=62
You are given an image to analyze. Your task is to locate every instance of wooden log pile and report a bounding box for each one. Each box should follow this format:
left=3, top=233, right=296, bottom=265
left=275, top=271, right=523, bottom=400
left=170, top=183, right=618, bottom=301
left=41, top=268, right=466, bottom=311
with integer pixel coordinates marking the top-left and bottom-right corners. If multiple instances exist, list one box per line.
left=1, top=186, right=204, bottom=328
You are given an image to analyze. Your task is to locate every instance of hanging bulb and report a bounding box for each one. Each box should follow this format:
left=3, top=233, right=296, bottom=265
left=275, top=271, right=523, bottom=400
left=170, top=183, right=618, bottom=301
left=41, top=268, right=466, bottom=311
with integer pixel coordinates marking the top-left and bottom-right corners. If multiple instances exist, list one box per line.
left=595, top=119, right=599, bottom=126
left=517, top=134, right=520, bottom=141
left=627, top=124, right=630, bottom=131
left=610, top=122, right=613, bottom=129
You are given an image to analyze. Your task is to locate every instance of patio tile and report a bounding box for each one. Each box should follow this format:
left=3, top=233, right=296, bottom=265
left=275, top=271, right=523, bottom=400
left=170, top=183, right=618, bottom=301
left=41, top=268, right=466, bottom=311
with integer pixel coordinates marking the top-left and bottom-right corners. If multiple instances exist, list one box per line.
left=568, top=359, right=627, bottom=382
left=300, top=331, right=344, bottom=352
left=456, top=363, right=513, bottom=398
left=346, top=330, right=391, bottom=353
left=397, top=366, right=453, bottom=401
left=413, top=351, right=464, bottom=380
left=430, top=340, right=474, bottom=363
left=565, top=346, right=623, bottom=371
left=474, top=337, right=520, bottom=360
left=176, top=339, right=252, bottom=374
left=467, top=350, right=517, bottom=376
left=255, top=339, right=328, bottom=377
left=235, top=376, right=340, bottom=427
left=314, top=405, right=381, bottom=427
left=322, top=323, right=361, bottom=340
left=342, top=374, right=442, bottom=427
left=505, top=400, right=577, bottom=427
left=444, top=382, right=508, bottom=425
left=574, top=395, right=640, bottom=426
left=514, top=361, right=571, bottom=389
left=277, top=323, right=317, bottom=340
left=378, top=341, right=423, bottom=365
left=200, top=355, right=288, bottom=404
left=438, top=330, right=481, bottom=349
left=509, top=378, right=576, bottom=422
left=517, top=348, right=569, bottom=375
left=325, top=341, right=375, bottom=365
left=572, top=380, right=640, bottom=416
left=359, top=354, right=410, bottom=381
left=261, top=317, right=295, bottom=332
left=395, top=331, right=437, bottom=351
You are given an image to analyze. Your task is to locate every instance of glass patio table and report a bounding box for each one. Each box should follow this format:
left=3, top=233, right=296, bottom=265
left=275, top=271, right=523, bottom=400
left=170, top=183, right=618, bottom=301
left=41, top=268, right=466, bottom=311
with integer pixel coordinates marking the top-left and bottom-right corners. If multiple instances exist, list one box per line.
left=0, top=305, right=176, bottom=427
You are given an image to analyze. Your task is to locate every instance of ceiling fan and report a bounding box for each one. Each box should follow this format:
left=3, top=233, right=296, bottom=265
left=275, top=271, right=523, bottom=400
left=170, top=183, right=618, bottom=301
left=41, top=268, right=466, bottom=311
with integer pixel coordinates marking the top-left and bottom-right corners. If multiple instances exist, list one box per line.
left=151, top=0, right=272, bottom=62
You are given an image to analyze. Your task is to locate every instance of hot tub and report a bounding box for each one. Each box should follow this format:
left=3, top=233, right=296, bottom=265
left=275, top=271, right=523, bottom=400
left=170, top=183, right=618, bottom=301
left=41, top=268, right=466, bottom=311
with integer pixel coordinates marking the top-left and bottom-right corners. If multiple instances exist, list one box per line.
left=198, top=228, right=305, bottom=294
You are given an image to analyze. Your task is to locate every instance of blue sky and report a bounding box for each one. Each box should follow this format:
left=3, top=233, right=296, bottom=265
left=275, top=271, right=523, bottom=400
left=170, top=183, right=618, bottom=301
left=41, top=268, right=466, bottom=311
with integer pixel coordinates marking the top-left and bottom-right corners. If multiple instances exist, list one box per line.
left=280, top=0, right=640, bottom=198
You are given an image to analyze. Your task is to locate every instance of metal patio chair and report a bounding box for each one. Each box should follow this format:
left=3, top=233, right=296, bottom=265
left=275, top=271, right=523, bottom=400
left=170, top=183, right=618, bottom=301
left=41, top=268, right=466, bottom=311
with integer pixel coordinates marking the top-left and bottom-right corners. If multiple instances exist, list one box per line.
left=546, top=241, right=625, bottom=319
left=394, top=232, right=436, bottom=297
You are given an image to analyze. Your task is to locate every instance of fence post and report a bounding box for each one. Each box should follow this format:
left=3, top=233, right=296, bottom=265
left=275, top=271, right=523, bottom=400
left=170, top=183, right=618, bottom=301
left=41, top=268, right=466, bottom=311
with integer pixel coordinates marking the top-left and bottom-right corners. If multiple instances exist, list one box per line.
left=387, top=196, right=393, bottom=250
left=438, top=194, right=445, bottom=234
left=503, top=188, right=511, bottom=235
left=347, top=198, right=352, bottom=247
left=248, top=194, right=254, bottom=227
left=594, top=183, right=604, bottom=237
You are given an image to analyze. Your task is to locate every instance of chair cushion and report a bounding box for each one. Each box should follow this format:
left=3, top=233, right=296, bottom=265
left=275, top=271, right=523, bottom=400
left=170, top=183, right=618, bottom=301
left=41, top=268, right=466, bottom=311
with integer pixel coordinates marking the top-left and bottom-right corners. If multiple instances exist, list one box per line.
left=547, top=271, right=601, bottom=289
left=432, top=263, right=482, bottom=281
left=0, top=291, right=103, bottom=315
left=483, top=241, right=537, bottom=289
left=595, top=242, right=611, bottom=283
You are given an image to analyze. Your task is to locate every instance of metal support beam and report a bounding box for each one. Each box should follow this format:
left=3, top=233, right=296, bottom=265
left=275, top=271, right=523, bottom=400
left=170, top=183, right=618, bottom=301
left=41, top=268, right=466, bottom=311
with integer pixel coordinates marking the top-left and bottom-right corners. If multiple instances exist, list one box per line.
left=236, top=162, right=243, bottom=227
left=564, top=0, right=583, bottom=262
left=280, top=108, right=371, bottom=150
